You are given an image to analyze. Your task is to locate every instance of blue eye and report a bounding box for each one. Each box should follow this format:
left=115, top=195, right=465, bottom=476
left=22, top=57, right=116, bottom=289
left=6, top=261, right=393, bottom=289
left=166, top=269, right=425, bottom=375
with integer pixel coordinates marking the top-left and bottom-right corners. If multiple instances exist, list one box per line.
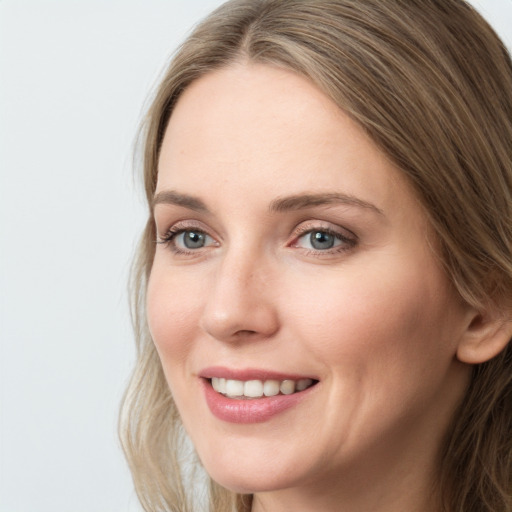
left=294, top=228, right=355, bottom=252
left=309, top=231, right=337, bottom=250
left=158, top=227, right=217, bottom=253
left=177, top=230, right=210, bottom=249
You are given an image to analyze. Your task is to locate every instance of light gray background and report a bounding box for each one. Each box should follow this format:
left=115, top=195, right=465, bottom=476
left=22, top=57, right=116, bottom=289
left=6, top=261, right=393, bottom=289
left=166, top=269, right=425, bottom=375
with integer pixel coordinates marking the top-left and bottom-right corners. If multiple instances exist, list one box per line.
left=0, top=1, right=510, bottom=511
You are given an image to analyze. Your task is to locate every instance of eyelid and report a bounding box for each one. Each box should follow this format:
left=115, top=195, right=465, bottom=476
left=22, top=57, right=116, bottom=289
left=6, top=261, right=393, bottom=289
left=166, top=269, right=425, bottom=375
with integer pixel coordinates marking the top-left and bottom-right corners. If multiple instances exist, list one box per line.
left=156, top=219, right=220, bottom=255
left=156, top=218, right=213, bottom=239
left=289, top=221, right=358, bottom=254
left=292, top=220, right=356, bottom=240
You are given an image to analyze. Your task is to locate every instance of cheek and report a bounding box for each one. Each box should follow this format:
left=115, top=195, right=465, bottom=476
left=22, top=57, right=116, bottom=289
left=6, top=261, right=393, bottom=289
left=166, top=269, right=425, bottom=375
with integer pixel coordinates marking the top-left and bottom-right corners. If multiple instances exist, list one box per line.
left=287, top=259, right=459, bottom=378
left=146, top=263, right=204, bottom=366
left=146, top=265, right=208, bottom=425
left=285, top=261, right=467, bottom=448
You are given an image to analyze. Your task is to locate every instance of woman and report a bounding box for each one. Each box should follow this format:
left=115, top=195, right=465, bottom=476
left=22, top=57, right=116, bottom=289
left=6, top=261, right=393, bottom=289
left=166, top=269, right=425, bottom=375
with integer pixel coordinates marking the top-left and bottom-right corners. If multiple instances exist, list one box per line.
left=120, top=1, right=512, bottom=511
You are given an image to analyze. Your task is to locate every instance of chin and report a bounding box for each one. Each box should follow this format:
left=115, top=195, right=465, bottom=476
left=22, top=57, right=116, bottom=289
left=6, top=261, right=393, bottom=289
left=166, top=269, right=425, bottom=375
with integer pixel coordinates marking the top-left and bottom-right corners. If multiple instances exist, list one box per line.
left=208, top=472, right=289, bottom=495
left=199, top=452, right=305, bottom=495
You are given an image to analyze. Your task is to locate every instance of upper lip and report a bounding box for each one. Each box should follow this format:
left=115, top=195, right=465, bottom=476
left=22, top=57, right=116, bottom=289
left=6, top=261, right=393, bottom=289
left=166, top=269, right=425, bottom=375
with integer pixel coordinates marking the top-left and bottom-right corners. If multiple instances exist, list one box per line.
left=198, top=366, right=318, bottom=382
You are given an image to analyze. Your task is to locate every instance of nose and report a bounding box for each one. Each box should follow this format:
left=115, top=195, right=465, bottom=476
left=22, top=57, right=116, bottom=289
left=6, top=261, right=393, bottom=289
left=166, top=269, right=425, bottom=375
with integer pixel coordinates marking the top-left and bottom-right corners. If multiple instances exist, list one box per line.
left=199, top=249, right=280, bottom=343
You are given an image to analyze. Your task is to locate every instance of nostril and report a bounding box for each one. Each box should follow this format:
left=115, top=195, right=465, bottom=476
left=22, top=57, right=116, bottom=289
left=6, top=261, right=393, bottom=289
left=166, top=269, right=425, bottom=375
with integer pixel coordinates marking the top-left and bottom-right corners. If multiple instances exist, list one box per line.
left=235, top=329, right=258, bottom=336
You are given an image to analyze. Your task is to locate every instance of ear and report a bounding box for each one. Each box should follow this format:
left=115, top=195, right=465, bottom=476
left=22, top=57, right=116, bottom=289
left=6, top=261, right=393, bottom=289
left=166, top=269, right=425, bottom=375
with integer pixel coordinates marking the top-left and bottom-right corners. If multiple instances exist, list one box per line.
left=457, top=306, right=512, bottom=364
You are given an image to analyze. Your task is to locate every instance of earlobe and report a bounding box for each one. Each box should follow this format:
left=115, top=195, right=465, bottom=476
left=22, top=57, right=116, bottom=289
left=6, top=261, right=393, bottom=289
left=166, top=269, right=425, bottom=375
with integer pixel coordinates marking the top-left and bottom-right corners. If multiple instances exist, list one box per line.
left=456, top=309, right=512, bottom=364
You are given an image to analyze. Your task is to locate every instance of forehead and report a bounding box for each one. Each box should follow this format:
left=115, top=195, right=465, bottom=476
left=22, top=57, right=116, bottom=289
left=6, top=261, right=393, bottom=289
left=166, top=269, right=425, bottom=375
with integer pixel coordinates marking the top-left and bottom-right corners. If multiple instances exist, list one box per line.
left=156, top=63, right=411, bottom=216
left=159, top=64, right=347, bottom=171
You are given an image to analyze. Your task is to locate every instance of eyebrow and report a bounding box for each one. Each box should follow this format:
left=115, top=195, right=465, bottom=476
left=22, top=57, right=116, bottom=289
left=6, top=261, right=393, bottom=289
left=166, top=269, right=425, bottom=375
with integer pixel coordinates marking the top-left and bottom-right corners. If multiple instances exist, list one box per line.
left=152, top=190, right=210, bottom=212
left=152, top=190, right=383, bottom=216
left=269, top=193, right=384, bottom=215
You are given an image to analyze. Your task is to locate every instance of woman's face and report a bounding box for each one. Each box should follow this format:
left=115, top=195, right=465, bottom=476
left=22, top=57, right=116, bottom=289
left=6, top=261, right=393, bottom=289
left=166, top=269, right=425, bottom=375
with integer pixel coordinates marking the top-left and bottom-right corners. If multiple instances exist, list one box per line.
left=148, top=64, right=473, bottom=502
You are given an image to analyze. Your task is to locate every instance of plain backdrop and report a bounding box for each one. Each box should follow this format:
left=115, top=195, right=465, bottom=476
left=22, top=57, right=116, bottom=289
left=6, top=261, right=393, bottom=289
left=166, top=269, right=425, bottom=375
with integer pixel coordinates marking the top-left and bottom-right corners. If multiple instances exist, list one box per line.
left=0, top=1, right=510, bottom=511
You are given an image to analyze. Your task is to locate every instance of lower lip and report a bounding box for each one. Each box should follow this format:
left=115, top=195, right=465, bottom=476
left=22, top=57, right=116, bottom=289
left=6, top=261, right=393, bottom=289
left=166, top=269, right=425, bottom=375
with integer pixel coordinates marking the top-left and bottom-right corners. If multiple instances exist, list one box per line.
left=202, top=379, right=316, bottom=424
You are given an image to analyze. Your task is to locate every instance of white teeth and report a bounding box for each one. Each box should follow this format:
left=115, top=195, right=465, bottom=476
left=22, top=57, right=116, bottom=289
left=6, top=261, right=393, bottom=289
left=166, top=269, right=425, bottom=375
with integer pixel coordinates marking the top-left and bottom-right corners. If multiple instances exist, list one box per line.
left=263, top=380, right=280, bottom=397
left=211, top=377, right=227, bottom=393
left=225, top=379, right=244, bottom=397
left=280, top=380, right=295, bottom=395
left=244, top=380, right=264, bottom=398
left=211, top=377, right=315, bottom=398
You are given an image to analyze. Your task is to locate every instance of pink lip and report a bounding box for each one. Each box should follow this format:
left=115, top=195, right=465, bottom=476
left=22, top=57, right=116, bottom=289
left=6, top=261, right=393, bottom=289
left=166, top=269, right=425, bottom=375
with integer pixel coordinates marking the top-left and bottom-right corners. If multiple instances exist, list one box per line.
left=199, top=367, right=319, bottom=424
left=199, top=366, right=317, bottom=382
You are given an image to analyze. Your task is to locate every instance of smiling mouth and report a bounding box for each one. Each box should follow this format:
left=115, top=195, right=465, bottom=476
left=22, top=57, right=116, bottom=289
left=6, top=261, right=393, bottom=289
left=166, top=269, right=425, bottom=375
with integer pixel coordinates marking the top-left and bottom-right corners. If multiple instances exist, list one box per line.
left=209, top=377, right=318, bottom=399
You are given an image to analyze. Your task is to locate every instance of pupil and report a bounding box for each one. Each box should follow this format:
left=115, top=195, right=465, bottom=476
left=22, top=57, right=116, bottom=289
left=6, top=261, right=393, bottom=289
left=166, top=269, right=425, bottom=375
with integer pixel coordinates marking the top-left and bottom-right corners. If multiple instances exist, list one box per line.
left=184, top=231, right=205, bottom=249
left=310, top=231, right=334, bottom=250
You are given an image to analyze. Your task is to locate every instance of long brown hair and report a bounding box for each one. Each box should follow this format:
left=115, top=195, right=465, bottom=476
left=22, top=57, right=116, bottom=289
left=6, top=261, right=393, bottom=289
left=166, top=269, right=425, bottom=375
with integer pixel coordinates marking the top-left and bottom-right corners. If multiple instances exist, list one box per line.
left=120, top=1, right=512, bottom=510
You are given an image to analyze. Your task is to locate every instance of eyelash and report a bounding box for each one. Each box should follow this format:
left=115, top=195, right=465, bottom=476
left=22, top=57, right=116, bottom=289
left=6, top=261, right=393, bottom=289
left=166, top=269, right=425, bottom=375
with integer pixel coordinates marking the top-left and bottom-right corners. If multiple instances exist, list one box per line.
left=157, top=224, right=216, bottom=256
left=156, top=222, right=357, bottom=257
left=291, top=225, right=357, bottom=255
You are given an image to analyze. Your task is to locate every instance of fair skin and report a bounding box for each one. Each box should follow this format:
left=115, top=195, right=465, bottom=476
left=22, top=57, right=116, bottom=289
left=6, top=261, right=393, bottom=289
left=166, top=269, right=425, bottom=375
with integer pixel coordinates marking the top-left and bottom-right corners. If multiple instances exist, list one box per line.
left=147, top=63, right=476, bottom=512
